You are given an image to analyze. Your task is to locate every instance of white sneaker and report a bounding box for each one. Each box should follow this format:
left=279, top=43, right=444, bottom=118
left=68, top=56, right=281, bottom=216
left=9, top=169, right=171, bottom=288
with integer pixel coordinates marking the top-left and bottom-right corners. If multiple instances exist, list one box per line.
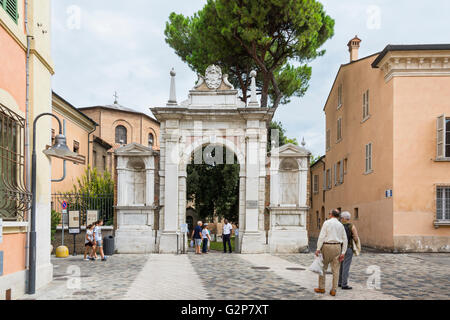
left=83, top=258, right=89, bottom=261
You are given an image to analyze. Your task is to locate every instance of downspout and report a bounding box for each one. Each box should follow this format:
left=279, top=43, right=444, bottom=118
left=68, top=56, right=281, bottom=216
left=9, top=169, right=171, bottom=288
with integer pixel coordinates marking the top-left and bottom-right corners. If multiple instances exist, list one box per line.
left=24, top=0, right=32, bottom=270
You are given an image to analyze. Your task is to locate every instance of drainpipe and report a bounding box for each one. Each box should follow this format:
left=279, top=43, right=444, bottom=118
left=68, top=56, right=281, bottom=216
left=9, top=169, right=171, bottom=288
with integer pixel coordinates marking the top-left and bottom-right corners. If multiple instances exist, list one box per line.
left=87, top=125, right=97, bottom=185
left=24, top=0, right=32, bottom=270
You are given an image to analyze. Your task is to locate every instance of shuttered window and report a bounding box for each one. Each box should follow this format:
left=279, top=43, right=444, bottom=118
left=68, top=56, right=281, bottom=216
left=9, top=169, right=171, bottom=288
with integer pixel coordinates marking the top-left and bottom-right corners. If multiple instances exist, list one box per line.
left=313, top=175, right=319, bottom=193
left=436, top=115, right=449, bottom=159
left=339, top=159, right=344, bottom=184
left=365, top=143, right=373, bottom=173
left=1, top=0, right=19, bottom=23
left=337, top=117, right=342, bottom=141
left=363, top=90, right=370, bottom=119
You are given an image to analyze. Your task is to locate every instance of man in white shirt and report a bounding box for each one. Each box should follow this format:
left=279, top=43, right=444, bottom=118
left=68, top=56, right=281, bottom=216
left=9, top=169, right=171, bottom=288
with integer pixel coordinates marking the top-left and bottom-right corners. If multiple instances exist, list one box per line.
left=222, top=219, right=233, bottom=253
left=314, top=209, right=348, bottom=296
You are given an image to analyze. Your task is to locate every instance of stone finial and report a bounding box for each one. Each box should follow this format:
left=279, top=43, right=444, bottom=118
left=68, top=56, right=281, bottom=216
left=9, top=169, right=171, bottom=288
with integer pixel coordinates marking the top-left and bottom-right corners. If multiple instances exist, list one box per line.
left=167, top=68, right=177, bottom=106
left=301, top=137, right=306, bottom=147
left=248, top=70, right=259, bottom=107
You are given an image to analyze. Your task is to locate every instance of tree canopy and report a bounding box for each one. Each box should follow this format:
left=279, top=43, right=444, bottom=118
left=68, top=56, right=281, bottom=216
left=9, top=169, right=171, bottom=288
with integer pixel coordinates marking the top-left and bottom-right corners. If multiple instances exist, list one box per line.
left=165, top=0, right=334, bottom=108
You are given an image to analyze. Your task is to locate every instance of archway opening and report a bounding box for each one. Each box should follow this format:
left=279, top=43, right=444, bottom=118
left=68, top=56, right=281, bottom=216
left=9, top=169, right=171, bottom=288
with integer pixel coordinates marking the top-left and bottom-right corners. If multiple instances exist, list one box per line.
left=186, top=143, right=240, bottom=252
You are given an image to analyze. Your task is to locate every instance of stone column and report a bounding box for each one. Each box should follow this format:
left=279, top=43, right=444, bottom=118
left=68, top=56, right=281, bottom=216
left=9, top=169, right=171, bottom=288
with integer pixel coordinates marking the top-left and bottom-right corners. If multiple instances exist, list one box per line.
left=159, top=124, right=180, bottom=253
left=145, top=168, right=155, bottom=206
left=117, top=158, right=128, bottom=206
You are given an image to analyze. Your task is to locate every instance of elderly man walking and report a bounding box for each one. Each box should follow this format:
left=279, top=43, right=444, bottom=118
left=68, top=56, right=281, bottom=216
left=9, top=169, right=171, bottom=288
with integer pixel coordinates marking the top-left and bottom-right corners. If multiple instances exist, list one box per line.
left=314, top=209, right=348, bottom=296
left=339, top=211, right=360, bottom=290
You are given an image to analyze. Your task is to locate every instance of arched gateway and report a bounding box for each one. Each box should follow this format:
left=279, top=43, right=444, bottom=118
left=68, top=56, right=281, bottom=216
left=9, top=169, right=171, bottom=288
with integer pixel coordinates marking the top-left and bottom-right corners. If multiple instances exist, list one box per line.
left=114, top=65, right=310, bottom=254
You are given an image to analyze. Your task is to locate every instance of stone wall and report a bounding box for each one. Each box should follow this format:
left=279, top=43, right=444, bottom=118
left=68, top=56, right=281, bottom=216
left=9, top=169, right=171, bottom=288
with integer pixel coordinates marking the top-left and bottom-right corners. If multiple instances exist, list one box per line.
left=52, top=227, right=114, bottom=255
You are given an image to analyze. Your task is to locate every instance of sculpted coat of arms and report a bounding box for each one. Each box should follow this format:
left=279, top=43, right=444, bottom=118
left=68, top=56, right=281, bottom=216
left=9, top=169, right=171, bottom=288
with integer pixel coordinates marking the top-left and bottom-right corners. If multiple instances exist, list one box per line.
left=205, top=65, right=222, bottom=89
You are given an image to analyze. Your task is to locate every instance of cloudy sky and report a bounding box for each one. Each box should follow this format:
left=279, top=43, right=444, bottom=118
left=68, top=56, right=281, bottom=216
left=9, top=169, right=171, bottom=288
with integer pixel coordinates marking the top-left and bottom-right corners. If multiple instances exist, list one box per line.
left=51, top=0, right=450, bottom=156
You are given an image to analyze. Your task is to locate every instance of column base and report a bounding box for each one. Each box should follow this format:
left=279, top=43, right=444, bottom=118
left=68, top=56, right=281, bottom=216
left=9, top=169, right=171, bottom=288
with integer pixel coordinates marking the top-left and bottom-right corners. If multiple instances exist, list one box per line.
left=158, top=231, right=181, bottom=254
left=240, top=231, right=268, bottom=253
left=269, top=228, right=309, bottom=253
left=115, top=227, right=156, bottom=253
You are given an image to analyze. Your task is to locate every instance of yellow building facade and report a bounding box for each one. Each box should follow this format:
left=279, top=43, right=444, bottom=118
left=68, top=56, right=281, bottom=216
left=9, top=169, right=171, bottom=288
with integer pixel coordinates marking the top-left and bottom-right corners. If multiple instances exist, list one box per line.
left=309, top=38, right=450, bottom=252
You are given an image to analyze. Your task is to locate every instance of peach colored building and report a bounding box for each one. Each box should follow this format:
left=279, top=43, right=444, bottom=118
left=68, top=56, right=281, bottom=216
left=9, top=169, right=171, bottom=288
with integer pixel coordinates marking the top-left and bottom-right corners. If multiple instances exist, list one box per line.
left=0, top=0, right=54, bottom=299
left=51, top=92, right=98, bottom=193
left=309, top=37, right=450, bottom=252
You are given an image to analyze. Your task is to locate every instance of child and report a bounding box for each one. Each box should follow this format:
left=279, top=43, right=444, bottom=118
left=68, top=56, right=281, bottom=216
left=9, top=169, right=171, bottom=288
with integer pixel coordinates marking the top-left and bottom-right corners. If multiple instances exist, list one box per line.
left=201, top=224, right=211, bottom=254
left=84, top=224, right=94, bottom=261
left=93, top=220, right=107, bottom=261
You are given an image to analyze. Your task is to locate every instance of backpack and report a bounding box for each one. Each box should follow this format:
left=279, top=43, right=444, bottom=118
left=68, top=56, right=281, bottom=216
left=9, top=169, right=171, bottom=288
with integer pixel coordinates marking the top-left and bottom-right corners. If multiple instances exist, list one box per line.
left=343, top=223, right=353, bottom=248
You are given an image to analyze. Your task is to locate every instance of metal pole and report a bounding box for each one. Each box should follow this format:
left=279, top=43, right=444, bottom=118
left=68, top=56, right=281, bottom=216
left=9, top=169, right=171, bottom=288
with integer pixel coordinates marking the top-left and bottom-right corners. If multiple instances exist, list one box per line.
left=61, top=208, right=64, bottom=247
left=28, top=113, right=62, bottom=294
left=72, top=234, right=76, bottom=256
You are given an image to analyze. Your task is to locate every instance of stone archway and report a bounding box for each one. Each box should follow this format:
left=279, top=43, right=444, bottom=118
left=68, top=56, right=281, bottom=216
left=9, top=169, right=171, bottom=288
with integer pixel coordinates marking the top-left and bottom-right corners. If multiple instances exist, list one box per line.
left=151, top=65, right=274, bottom=253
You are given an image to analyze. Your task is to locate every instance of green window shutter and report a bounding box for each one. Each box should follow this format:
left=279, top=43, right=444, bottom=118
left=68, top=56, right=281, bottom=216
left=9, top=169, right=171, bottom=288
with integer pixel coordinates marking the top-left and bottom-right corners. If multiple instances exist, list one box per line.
left=2, top=0, right=19, bottom=23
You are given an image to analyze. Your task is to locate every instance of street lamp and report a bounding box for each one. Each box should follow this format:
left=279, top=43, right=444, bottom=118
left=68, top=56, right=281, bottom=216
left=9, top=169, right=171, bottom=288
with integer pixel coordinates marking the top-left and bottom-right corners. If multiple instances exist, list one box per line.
left=28, top=113, right=78, bottom=295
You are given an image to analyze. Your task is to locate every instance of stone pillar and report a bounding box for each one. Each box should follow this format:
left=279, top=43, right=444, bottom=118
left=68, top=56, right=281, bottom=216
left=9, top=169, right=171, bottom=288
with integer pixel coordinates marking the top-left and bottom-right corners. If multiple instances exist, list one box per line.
left=241, top=129, right=266, bottom=253
left=159, top=126, right=180, bottom=253
left=146, top=168, right=155, bottom=206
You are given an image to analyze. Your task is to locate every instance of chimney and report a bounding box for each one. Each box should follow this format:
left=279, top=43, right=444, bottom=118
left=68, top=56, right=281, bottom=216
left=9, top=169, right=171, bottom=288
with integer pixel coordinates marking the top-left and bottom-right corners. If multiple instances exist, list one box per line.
left=347, top=35, right=361, bottom=62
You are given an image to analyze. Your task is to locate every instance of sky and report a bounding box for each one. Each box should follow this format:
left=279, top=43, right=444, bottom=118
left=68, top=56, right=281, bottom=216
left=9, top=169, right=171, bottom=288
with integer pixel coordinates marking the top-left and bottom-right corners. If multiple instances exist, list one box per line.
left=51, top=0, right=450, bottom=156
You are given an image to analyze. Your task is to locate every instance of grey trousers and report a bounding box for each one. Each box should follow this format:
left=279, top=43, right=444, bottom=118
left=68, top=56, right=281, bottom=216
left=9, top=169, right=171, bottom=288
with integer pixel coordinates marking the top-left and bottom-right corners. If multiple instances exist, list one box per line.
left=338, top=248, right=353, bottom=287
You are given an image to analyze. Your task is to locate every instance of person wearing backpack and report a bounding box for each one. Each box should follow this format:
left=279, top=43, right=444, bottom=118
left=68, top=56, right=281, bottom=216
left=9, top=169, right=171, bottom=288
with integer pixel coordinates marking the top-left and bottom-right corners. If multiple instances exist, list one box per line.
left=338, top=211, right=360, bottom=290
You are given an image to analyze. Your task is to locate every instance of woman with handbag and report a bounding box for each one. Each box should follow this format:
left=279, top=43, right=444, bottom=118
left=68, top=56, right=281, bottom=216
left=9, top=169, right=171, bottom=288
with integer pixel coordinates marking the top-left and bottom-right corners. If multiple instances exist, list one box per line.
left=338, top=211, right=361, bottom=290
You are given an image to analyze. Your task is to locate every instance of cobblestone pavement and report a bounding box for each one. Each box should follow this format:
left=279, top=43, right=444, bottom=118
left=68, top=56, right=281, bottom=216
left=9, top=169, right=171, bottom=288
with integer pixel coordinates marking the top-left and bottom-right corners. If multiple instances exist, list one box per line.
left=23, top=251, right=449, bottom=300
left=188, top=252, right=315, bottom=300
left=277, top=252, right=450, bottom=300
left=24, top=255, right=148, bottom=300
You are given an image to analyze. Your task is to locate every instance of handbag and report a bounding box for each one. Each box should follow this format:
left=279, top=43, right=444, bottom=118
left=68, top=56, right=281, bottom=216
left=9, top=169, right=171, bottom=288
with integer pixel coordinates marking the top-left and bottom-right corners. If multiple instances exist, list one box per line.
left=352, top=237, right=361, bottom=256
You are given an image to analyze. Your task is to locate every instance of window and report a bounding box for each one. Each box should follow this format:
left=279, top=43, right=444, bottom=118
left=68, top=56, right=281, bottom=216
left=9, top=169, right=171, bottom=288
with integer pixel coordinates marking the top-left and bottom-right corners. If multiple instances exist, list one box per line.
left=337, top=118, right=342, bottom=142
left=436, top=187, right=450, bottom=221
left=437, top=115, right=450, bottom=159
left=0, top=103, right=30, bottom=220
left=337, top=83, right=343, bottom=108
left=313, top=175, right=319, bottom=194
left=115, top=125, right=127, bottom=144
left=333, top=163, right=337, bottom=186
left=1, top=0, right=19, bottom=23
left=326, top=169, right=332, bottom=189
left=354, top=207, right=359, bottom=220
left=365, top=143, right=373, bottom=173
left=93, top=150, right=97, bottom=167
left=337, top=159, right=344, bottom=184
left=148, top=133, right=154, bottom=148
left=363, top=90, right=370, bottom=120
left=326, top=129, right=331, bottom=151
left=102, top=155, right=106, bottom=171
left=73, top=140, right=79, bottom=154
left=344, top=158, right=348, bottom=174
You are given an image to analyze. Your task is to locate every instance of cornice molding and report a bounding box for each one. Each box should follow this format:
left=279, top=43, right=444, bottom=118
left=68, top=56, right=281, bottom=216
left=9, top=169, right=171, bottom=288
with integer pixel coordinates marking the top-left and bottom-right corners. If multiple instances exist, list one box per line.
left=52, top=97, right=96, bottom=132
left=377, top=51, right=450, bottom=82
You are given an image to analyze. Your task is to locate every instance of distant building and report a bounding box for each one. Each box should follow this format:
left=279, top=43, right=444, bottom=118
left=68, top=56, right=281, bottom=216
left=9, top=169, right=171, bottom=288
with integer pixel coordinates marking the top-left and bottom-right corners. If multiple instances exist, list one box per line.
left=78, top=101, right=160, bottom=175
left=308, top=37, right=450, bottom=252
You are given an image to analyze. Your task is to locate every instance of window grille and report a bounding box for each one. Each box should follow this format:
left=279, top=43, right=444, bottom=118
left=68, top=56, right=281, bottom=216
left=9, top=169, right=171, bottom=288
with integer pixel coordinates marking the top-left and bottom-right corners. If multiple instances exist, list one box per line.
left=436, top=187, right=450, bottom=221
left=0, top=103, right=31, bottom=220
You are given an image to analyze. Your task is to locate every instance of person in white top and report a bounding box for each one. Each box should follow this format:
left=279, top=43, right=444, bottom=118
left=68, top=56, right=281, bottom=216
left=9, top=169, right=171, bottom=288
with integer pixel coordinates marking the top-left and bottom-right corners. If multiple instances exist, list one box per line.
left=222, top=219, right=233, bottom=253
left=314, top=209, right=348, bottom=296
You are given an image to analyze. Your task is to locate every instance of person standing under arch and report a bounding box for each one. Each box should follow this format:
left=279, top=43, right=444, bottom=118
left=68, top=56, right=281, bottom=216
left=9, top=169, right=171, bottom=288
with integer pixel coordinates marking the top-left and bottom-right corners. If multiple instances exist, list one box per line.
left=222, top=219, right=233, bottom=253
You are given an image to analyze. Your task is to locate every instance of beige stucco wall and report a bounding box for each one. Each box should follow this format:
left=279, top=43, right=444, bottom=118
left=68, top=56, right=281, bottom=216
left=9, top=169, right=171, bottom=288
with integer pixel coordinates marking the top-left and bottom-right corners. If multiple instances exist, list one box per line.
left=321, top=55, right=395, bottom=250
left=392, top=76, right=450, bottom=251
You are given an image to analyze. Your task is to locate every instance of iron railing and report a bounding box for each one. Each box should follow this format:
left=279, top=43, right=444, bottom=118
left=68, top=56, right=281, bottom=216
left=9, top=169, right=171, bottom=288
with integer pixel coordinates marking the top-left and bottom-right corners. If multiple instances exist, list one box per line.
left=51, top=193, right=114, bottom=226
left=0, top=103, right=32, bottom=221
